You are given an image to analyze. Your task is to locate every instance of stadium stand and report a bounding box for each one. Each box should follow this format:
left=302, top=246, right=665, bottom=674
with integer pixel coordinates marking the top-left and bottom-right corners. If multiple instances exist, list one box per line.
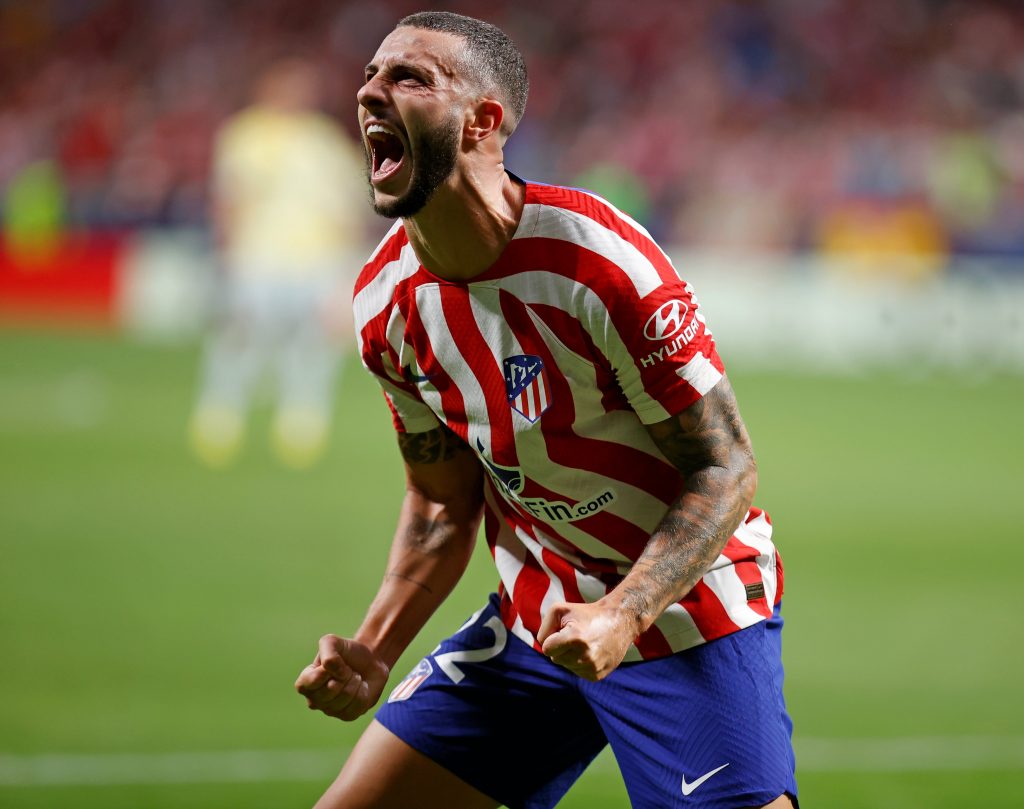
left=1, top=0, right=1022, bottom=259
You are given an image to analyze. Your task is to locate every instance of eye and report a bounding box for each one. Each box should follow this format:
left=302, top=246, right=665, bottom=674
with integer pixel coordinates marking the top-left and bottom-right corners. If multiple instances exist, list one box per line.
left=392, top=68, right=428, bottom=87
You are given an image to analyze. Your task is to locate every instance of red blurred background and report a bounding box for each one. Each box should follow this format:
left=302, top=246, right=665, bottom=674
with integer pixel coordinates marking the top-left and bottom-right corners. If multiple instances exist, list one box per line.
left=2, top=0, right=1023, bottom=330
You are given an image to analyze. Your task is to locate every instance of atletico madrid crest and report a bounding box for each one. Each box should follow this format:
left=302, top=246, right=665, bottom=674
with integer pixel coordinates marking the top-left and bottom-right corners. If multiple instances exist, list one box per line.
left=387, top=657, right=433, bottom=703
left=503, top=354, right=551, bottom=423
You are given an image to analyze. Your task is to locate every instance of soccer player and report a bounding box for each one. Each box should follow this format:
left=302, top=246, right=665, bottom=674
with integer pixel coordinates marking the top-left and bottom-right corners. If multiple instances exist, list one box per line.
left=296, top=11, right=797, bottom=808
left=189, top=57, right=367, bottom=469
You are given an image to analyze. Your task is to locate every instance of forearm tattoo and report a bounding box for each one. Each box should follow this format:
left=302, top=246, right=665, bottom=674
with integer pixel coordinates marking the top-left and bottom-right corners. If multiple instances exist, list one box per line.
left=401, top=512, right=457, bottom=555
left=385, top=499, right=461, bottom=597
left=397, top=423, right=469, bottom=464
left=385, top=569, right=434, bottom=594
left=626, top=378, right=757, bottom=626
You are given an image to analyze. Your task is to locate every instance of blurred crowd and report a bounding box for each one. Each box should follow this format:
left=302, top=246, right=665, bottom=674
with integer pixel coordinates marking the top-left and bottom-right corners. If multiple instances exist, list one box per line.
left=2, top=0, right=1024, bottom=259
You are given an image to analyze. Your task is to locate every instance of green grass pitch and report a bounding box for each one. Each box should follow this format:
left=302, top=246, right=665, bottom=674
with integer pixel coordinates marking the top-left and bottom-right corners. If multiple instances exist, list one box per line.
left=1, top=329, right=1022, bottom=807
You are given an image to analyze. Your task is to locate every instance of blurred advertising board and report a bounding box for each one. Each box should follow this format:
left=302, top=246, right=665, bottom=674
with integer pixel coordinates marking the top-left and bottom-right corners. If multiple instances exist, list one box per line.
left=0, top=234, right=124, bottom=327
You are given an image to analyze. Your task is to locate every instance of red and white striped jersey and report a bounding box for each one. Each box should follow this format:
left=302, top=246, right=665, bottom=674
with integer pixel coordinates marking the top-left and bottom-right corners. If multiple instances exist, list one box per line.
left=353, top=181, right=783, bottom=660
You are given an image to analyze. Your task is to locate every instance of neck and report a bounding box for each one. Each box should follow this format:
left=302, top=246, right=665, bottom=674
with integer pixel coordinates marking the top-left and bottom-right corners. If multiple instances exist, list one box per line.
left=403, top=160, right=525, bottom=281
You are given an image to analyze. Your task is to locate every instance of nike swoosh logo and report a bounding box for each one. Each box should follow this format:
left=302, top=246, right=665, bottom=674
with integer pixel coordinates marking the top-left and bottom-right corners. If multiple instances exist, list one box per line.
left=681, top=763, right=729, bottom=796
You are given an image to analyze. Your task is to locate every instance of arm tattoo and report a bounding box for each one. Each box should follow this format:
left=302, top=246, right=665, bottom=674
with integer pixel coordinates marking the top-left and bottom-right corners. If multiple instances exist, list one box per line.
left=385, top=512, right=459, bottom=595
left=401, top=512, right=457, bottom=555
left=646, top=380, right=751, bottom=476
left=397, top=423, right=470, bottom=464
left=385, top=570, right=434, bottom=594
left=621, top=378, right=757, bottom=628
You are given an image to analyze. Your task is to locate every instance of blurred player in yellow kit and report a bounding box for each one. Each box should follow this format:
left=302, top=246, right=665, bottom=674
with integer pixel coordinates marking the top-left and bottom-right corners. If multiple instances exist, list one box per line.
left=189, top=57, right=367, bottom=468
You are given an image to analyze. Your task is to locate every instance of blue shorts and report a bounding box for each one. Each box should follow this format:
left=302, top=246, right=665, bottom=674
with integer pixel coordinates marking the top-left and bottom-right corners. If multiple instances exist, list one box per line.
left=376, top=594, right=797, bottom=809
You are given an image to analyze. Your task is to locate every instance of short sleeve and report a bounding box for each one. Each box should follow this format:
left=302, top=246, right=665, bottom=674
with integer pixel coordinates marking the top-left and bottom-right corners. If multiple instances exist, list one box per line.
left=376, top=375, right=440, bottom=434
left=596, top=274, right=725, bottom=424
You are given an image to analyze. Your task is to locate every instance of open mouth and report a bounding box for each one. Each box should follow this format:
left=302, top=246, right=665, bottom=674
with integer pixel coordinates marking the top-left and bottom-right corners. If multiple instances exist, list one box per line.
left=366, top=124, right=406, bottom=184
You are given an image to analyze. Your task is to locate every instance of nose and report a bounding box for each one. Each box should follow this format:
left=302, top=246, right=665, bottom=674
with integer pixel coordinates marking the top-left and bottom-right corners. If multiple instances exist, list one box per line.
left=357, top=73, right=388, bottom=113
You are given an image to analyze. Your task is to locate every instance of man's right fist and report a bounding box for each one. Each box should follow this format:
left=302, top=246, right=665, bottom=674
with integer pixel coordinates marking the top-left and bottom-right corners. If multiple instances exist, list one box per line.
left=294, top=635, right=391, bottom=721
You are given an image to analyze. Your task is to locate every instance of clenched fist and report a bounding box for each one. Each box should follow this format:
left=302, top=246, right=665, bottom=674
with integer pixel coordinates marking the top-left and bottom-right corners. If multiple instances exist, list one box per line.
left=537, top=600, right=639, bottom=681
left=295, top=635, right=391, bottom=721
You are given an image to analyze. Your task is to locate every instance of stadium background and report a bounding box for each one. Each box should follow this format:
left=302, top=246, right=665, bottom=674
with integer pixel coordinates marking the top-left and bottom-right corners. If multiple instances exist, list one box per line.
left=1, top=0, right=1022, bottom=806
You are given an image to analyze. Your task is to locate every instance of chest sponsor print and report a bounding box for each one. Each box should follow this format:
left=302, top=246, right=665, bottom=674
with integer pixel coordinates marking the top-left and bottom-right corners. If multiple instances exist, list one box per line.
left=521, top=490, right=617, bottom=523
left=503, top=354, right=551, bottom=423
left=474, top=439, right=616, bottom=524
left=475, top=438, right=524, bottom=496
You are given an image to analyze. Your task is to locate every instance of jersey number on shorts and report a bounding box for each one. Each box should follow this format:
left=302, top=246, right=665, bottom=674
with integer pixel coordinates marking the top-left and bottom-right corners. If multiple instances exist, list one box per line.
left=434, top=608, right=508, bottom=684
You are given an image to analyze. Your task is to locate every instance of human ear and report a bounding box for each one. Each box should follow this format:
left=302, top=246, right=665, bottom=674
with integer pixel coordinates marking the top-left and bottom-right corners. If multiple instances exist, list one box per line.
left=465, top=98, right=504, bottom=142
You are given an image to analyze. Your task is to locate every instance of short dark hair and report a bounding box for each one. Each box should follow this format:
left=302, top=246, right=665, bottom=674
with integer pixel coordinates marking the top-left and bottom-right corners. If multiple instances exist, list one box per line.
left=398, top=11, right=528, bottom=137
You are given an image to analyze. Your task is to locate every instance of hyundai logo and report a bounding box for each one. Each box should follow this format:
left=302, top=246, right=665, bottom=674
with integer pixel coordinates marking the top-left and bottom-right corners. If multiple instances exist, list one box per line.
left=643, top=299, right=690, bottom=341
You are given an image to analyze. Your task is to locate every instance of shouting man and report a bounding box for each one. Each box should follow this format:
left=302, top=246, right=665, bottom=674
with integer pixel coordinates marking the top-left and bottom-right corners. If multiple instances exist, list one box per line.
left=296, top=11, right=798, bottom=809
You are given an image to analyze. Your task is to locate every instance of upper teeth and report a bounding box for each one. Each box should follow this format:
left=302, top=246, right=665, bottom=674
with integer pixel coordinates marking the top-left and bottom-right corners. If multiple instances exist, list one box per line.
left=367, top=124, right=394, bottom=139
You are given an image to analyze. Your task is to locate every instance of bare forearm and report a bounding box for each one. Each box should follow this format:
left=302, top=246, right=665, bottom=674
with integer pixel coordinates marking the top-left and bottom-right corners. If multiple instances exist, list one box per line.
left=295, top=433, right=482, bottom=721
left=354, top=424, right=484, bottom=669
left=354, top=492, right=480, bottom=668
left=606, top=377, right=758, bottom=635
left=604, top=462, right=755, bottom=635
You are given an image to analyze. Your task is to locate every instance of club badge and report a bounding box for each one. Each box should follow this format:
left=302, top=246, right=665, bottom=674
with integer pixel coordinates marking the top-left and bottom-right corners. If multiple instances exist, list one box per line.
left=503, top=354, right=550, bottom=423
left=387, top=657, right=433, bottom=703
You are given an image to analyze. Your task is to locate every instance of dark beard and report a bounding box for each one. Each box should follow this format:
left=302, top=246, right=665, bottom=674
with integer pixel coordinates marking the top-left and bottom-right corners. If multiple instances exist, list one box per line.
left=367, top=117, right=460, bottom=219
